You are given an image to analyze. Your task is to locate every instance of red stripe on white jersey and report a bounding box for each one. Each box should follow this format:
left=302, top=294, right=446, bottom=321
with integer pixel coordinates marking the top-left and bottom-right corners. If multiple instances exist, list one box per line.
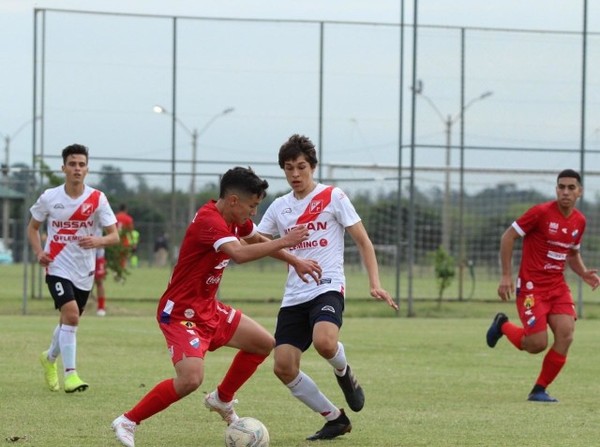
left=295, top=186, right=335, bottom=225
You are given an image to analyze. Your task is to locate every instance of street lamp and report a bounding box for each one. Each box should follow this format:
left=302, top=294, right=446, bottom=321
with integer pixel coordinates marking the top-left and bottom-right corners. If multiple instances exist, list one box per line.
left=414, top=84, right=492, bottom=252
left=0, top=116, right=41, bottom=244
left=153, top=105, right=235, bottom=220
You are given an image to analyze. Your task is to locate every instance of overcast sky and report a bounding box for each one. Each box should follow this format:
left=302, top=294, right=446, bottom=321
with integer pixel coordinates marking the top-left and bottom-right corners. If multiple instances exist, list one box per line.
left=1, top=0, right=598, bottom=194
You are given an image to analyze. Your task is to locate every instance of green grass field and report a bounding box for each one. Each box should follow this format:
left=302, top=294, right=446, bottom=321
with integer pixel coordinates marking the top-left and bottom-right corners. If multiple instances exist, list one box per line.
left=2, top=264, right=600, bottom=446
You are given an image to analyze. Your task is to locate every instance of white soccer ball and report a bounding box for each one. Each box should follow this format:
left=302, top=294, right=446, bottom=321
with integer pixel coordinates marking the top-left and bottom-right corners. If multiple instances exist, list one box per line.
left=224, top=417, right=270, bottom=447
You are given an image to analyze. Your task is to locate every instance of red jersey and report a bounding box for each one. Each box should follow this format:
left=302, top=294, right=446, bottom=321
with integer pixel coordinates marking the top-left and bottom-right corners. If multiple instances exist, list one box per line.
left=116, top=211, right=134, bottom=246
left=513, top=200, right=586, bottom=290
left=157, top=200, right=255, bottom=329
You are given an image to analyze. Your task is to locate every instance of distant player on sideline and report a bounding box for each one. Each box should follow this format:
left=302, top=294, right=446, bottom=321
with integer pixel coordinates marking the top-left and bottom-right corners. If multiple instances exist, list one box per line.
left=28, top=144, right=119, bottom=393
left=94, top=228, right=108, bottom=316
left=487, top=169, right=600, bottom=402
left=257, top=134, right=398, bottom=441
left=112, top=167, right=322, bottom=447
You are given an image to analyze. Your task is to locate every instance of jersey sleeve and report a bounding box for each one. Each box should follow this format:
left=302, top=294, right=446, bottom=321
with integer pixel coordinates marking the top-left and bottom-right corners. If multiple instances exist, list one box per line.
left=330, top=187, right=361, bottom=228
left=29, top=189, right=50, bottom=222
left=257, top=201, right=280, bottom=237
left=97, top=192, right=118, bottom=227
left=512, top=203, right=542, bottom=236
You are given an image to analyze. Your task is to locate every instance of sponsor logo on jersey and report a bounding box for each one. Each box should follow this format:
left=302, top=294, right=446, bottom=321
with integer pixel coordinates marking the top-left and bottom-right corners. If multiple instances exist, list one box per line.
left=548, top=222, right=559, bottom=234
left=572, top=229, right=579, bottom=238
left=51, top=220, right=94, bottom=229
left=547, top=250, right=567, bottom=261
left=319, top=278, right=332, bottom=285
left=168, top=345, right=174, bottom=358
left=189, top=337, right=200, bottom=349
left=214, top=259, right=230, bottom=270
left=321, top=305, right=335, bottom=313
left=206, top=275, right=222, bottom=285
left=527, top=316, right=537, bottom=327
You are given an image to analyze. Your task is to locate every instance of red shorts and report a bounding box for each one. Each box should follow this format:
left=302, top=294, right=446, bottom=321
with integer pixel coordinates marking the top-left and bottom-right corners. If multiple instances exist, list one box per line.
left=95, top=257, right=106, bottom=281
left=516, top=283, right=576, bottom=336
left=159, top=301, right=242, bottom=364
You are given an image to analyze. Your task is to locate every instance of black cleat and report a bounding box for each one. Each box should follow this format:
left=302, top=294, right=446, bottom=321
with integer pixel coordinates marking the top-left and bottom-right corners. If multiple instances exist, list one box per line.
left=486, top=312, right=508, bottom=348
left=306, top=409, right=352, bottom=441
left=336, top=364, right=365, bottom=412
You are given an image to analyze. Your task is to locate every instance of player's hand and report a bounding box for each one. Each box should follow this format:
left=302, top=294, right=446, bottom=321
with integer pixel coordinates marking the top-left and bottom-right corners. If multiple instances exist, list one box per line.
left=78, top=236, right=100, bottom=249
left=581, top=269, right=600, bottom=291
left=370, top=287, right=398, bottom=311
left=292, top=258, right=322, bottom=284
left=497, top=276, right=514, bottom=301
left=281, top=225, right=310, bottom=247
left=36, top=251, right=53, bottom=267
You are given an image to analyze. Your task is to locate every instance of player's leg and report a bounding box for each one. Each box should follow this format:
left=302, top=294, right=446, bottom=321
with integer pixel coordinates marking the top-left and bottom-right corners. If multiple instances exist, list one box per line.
left=528, top=313, right=574, bottom=403
left=311, top=292, right=364, bottom=413
left=113, top=326, right=205, bottom=446
left=274, top=302, right=351, bottom=440
left=205, top=312, right=273, bottom=424
left=39, top=321, right=61, bottom=391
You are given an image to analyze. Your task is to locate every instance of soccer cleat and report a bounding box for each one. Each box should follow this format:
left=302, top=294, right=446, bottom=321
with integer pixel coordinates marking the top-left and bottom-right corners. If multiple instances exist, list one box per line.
left=64, top=372, right=89, bottom=393
left=306, top=408, right=352, bottom=441
left=39, top=351, right=59, bottom=392
left=528, top=391, right=558, bottom=403
left=112, top=414, right=136, bottom=447
left=486, top=312, right=508, bottom=348
left=96, top=309, right=106, bottom=317
left=204, top=390, right=239, bottom=425
left=335, top=365, right=365, bottom=412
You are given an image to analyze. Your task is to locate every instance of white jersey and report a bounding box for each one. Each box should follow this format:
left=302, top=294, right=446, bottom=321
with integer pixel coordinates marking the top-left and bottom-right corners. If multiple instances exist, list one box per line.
left=30, top=184, right=117, bottom=290
left=258, top=183, right=361, bottom=307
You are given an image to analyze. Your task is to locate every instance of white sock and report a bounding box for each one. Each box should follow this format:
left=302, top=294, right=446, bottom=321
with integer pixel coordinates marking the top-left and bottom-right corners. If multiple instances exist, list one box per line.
left=287, top=371, right=340, bottom=421
left=48, top=324, right=61, bottom=361
left=328, top=342, right=347, bottom=376
left=59, top=324, right=78, bottom=375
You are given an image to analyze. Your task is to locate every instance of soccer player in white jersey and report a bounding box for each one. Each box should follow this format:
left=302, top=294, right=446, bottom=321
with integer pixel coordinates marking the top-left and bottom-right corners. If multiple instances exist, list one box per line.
left=257, top=134, right=399, bottom=441
left=28, top=144, right=119, bottom=393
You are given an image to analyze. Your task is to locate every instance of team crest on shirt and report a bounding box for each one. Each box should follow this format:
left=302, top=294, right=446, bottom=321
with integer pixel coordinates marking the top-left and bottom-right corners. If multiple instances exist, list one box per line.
left=184, top=308, right=195, bottom=319
left=524, top=295, right=535, bottom=309
left=181, top=321, right=196, bottom=329
left=572, top=229, right=579, bottom=238
left=81, top=203, right=94, bottom=216
left=310, top=200, right=324, bottom=214
left=548, top=222, right=559, bottom=234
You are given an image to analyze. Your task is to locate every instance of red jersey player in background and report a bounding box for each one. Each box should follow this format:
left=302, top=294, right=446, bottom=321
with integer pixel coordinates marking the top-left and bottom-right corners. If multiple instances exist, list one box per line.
left=112, top=166, right=322, bottom=447
left=258, top=134, right=398, bottom=441
left=115, top=203, right=134, bottom=268
left=28, top=144, right=119, bottom=393
left=487, top=169, right=600, bottom=402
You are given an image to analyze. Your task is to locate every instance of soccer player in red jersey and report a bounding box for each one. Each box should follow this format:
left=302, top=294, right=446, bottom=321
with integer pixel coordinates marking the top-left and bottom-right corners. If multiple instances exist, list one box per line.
left=112, top=166, right=321, bottom=447
left=28, top=144, right=119, bottom=393
left=487, top=169, right=600, bottom=402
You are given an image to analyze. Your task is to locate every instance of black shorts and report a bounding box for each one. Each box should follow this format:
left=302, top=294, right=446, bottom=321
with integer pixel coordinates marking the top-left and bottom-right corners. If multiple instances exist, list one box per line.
left=46, top=275, right=90, bottom=314
left=274, top=291, right=345, bottom=352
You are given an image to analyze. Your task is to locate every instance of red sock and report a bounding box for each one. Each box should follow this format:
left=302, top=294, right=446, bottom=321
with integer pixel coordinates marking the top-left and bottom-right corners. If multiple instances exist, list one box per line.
left=502, top=321, right=524, bottom=349
left=217, top=351, right=267, bottom=403
left=535, top=349, right=567, bottom=388
left=125, top=379, right=180, bottom=424
left=97, top=297, right=105, bottom=310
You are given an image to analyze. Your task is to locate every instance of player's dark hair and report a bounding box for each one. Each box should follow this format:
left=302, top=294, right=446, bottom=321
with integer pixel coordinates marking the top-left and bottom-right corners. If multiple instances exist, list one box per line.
left=557, top=169, right=582, bottom=185
left=278, top=134, right=318, bottom=169
left=62, top=144, right=89, bottom=164
left=220, top=166, right=269, bottom=199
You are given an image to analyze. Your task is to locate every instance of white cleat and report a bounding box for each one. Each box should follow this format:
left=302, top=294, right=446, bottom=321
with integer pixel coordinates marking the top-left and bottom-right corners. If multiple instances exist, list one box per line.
left=112, top=414, right=136, bottom=447
left=204, top=390, right=239, bottom=425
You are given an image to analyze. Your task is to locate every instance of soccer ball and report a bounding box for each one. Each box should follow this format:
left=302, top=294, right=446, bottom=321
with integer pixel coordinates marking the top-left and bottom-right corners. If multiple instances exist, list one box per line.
left=224, top=417, right=270, bottom=447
